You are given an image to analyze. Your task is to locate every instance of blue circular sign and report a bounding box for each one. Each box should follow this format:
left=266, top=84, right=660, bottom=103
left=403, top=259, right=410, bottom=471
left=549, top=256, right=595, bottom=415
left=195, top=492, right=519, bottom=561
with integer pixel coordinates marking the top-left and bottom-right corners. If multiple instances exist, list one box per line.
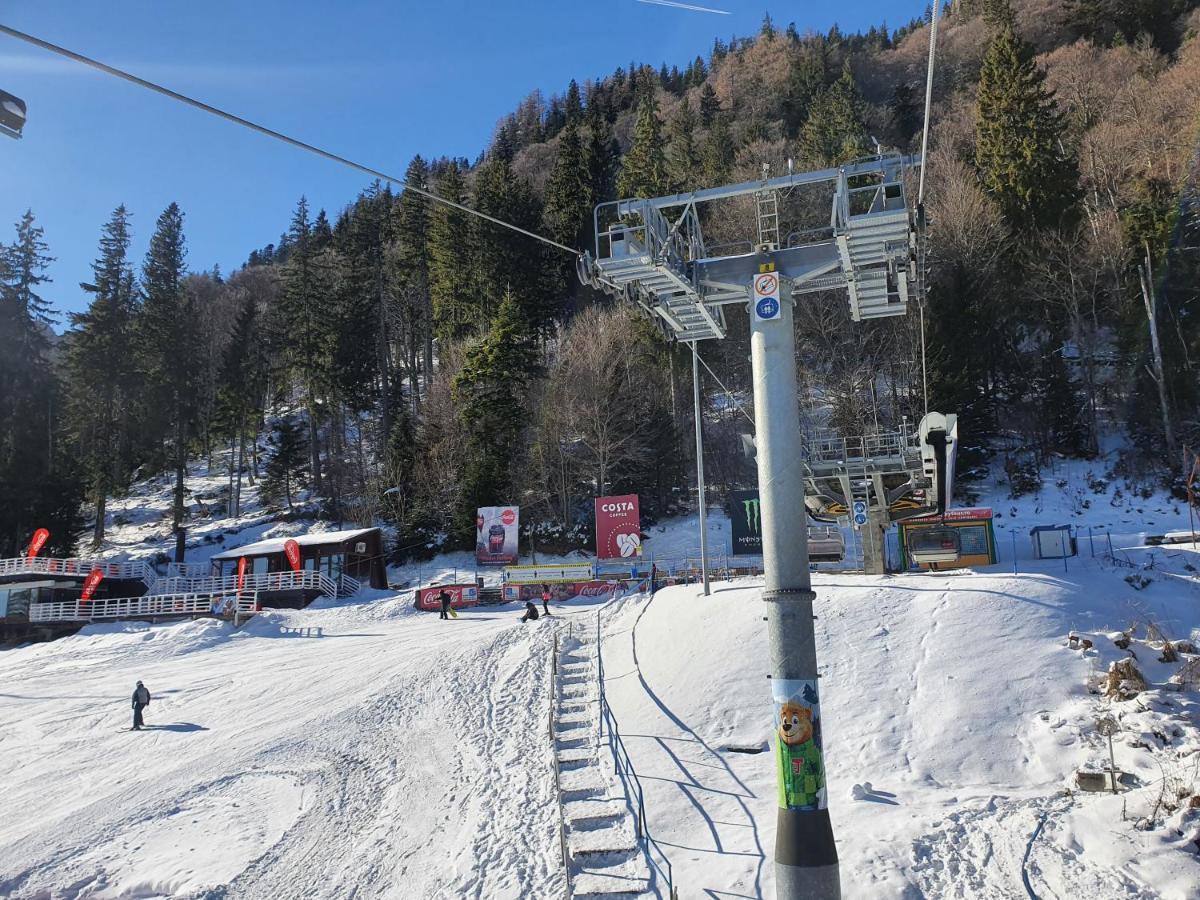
left=756, top=297, right=779, bottom=319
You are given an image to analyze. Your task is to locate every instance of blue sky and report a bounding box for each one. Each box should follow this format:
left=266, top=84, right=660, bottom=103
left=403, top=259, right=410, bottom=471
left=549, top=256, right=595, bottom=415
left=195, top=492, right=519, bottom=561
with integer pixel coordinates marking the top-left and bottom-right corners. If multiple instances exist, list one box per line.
left=0, top=1, right=926, bottom=318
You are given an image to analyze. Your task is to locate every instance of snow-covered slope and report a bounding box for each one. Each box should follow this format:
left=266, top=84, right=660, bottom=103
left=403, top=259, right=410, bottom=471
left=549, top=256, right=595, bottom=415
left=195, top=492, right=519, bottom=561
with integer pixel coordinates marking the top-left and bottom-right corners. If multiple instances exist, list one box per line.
left=599, top=557, right=1200, bottom=899
left=0, top=593, right=603, bottom=899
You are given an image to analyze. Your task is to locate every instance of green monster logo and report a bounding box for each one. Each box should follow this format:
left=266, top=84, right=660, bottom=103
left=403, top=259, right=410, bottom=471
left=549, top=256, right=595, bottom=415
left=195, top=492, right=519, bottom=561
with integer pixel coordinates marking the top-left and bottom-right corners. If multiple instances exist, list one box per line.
left=743, top=498, right=761, bottom=535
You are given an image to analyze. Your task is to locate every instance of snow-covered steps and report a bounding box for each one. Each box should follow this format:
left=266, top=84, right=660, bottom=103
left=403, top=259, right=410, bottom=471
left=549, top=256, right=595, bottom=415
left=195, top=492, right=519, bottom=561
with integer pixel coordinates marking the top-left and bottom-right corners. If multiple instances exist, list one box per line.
left=552, top=631, right=652, bottom=898
left=570, top=850, right=651, bottom=898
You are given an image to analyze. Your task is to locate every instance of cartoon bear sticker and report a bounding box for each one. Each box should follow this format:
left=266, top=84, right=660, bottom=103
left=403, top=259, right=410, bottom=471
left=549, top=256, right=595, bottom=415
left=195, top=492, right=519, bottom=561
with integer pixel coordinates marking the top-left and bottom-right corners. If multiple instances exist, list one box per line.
left=774, top=682, right=827, bottom=810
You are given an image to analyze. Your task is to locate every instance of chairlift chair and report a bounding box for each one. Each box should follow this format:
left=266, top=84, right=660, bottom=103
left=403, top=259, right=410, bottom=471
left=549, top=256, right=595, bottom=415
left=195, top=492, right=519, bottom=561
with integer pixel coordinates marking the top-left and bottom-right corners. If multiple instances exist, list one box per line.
left=0, top=90, right=27, bottom=139
left=807, top=525, right=846, bottom=563
left=908, top=526, right=962, bottom=565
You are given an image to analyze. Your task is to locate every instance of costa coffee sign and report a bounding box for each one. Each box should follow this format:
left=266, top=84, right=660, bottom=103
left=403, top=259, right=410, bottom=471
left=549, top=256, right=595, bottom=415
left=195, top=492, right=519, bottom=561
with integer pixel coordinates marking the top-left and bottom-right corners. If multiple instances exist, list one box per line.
left=595, top=494, right=642, bottom=560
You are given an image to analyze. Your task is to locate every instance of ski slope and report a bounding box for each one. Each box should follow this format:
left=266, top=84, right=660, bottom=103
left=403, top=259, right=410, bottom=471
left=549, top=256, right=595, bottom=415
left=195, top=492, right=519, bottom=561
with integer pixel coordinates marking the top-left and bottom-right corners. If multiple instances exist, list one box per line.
left=599, top=560, right=1200, bottom=899
left=0, top=593, right=606, bottom=899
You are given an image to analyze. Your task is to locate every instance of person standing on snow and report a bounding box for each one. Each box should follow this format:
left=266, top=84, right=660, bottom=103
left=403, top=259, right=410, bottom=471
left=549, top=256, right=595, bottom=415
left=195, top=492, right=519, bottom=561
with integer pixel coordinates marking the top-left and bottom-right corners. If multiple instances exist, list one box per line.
left=438, top=589, right=452, bottom=620
left=520, top=600, right=540, bottom=623
left=540, top=584, right=552, bottom=617
left=131, top=680, right=151, bottom=730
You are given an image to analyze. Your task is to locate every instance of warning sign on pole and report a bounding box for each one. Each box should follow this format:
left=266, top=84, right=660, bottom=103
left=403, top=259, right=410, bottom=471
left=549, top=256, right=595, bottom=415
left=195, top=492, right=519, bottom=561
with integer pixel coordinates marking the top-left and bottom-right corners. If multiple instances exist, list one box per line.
left=752, top=272, right=781, bottom=322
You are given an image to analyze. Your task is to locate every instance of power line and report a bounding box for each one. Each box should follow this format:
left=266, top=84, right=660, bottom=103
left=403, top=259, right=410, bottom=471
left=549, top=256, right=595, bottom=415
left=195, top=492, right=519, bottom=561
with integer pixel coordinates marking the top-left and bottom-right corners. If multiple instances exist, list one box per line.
left=0, top=23, right=580, bottom=257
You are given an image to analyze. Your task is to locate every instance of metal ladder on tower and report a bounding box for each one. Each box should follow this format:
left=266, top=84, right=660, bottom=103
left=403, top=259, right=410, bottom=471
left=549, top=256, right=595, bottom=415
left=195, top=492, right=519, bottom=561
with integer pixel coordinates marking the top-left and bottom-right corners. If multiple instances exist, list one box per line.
left=755, top=167, right=780, bottom=250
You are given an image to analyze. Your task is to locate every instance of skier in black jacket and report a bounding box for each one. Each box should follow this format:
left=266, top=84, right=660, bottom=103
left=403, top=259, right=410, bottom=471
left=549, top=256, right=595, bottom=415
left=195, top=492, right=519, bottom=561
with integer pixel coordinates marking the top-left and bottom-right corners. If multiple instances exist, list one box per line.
left=520, top=600, right=540, bottom=623
left=438, top=590, right=452, bottom=620
left=131, top=680, right=151, bottom=730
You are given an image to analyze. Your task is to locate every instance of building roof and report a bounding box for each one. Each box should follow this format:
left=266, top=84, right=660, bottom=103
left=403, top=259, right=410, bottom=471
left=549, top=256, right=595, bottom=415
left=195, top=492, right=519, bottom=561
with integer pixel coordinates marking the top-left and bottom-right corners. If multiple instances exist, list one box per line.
left=211, top=527, right=379, bottom=560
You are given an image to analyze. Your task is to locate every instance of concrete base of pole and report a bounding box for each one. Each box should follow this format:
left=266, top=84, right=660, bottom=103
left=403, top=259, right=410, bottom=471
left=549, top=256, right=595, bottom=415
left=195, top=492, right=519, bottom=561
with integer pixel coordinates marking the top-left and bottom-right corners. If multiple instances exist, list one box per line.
left=776, top=807, right=841, bottom=899
left=862, top=508, right=890, bottom=575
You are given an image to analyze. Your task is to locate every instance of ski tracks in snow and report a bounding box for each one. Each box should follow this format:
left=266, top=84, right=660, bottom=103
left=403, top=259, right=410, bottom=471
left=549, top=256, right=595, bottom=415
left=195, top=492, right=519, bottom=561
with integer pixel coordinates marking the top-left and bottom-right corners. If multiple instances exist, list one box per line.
left=907, top=794, right=1153, bottom=899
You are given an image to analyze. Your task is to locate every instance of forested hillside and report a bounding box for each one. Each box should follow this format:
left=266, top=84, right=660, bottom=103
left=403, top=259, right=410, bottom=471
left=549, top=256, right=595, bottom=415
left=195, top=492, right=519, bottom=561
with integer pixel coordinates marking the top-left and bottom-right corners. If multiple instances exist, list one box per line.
left=2, top=0, right=1199, bottom=559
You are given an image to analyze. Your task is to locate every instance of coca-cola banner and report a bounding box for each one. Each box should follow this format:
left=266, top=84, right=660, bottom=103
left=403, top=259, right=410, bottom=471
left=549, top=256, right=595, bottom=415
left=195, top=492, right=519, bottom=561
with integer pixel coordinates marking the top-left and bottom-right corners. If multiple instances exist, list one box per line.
left=503, top=579, right=648, bottom=603
left=26, top=527, right=50, bottom=560
left=476, top=506, right=519, bottom=565
left=284, top=539, right=301, bottom=572
left=595, top=494, right=642, bottom=560
left=415, top=585, right=479, bottom=611
left=80, top=567, right=104, bottom=602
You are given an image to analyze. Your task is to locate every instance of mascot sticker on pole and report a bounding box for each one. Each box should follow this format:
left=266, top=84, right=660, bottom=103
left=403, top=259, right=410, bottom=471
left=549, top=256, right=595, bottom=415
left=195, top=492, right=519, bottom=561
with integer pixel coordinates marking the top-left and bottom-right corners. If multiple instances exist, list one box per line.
left=284, top=539, right=302, bottom=573
left=26, top=527, right=50, bottom=561
left=80, top=567, right=104, bottom=603
left=773, top=678, right=828, bottom=811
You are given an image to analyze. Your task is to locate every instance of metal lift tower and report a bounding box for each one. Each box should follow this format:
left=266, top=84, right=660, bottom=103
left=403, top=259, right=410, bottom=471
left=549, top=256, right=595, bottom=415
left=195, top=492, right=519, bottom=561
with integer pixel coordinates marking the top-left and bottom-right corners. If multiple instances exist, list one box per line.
left=580, top=152, right=923, bottom=899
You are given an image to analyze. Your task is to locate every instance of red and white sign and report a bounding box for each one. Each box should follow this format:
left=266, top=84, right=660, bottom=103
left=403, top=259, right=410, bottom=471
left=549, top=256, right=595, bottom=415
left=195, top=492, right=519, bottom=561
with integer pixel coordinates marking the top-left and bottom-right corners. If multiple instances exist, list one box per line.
left=476, top=506, right=520, bottom=565
left=934, top=507, right=993, bottom=522
left=415, top=585, right=479, bottom=611
left=26, top=528, right=50, bottom=560
left=237, top=557, right=248, bottom=592
left=503, top=579, right=647, bottom=602
left=284, top=539, right=301, bottom=572
left=80, top=567, right=104, bottom=602
left=595, top=494, right=642, bottom=560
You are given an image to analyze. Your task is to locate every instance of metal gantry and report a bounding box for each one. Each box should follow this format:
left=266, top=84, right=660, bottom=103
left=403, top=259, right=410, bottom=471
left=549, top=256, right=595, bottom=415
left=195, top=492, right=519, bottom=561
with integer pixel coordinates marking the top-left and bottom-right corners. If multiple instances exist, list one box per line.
left=579, top=152, right=932, bottom=900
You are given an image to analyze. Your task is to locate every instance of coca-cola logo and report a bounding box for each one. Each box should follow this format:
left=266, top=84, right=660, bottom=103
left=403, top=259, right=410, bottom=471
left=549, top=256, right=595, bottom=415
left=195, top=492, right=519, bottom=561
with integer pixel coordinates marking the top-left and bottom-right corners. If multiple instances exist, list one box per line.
left=500, top=508, right=516, bottom=526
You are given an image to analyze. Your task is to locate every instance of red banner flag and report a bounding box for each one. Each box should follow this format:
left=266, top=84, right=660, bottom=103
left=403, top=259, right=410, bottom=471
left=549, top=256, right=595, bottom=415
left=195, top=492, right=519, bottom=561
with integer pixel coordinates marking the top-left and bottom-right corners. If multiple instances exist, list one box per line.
left=284, top=539, right=301, bottom=572
left=26, top=528, right=50, bottom=560
left=237, top=557, right=247, bottom=592
left=80, top=567, right=104, bottom=602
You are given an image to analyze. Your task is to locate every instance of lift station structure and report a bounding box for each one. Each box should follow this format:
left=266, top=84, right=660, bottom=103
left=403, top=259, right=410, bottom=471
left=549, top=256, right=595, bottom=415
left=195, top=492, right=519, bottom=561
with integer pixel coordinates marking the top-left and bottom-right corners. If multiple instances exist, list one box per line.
left=579, top=151, right=955, bottom=900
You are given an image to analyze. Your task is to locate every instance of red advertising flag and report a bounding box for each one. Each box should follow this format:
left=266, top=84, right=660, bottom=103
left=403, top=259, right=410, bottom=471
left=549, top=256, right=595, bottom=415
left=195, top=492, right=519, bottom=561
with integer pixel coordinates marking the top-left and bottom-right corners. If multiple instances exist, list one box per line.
left=80, top=567, right=104, bottom=602
left=26, top=527, right=50, bottom=560
left=284, top=539, right=301, bottom=572
left=237, top=556, right=248, bottom=591
left=595, top=494, right=642, bottom=560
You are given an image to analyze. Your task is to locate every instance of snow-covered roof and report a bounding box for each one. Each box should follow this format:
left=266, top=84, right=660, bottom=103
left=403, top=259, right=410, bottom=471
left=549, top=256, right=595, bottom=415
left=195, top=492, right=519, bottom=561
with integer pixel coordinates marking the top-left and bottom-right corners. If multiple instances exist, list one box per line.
left=211, top=527, right=379, bottom=560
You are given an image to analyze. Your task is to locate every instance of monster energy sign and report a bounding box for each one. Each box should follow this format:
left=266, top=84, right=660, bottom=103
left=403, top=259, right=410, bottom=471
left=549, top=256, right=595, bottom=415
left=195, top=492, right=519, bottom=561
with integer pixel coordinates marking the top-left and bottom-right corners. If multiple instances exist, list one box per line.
left=730, top=489, right=763, bottom=555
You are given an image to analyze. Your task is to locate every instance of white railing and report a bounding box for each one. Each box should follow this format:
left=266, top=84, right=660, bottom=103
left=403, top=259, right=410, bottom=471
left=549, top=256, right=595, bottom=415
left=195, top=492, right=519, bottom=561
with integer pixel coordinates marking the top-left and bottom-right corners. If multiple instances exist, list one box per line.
left=28, top=590, right=259, bottom=623
left=166, top=561, right=211, bottom=579
left=0, top=557, right=151, bottom=582
left=337, top=574, right=362, bottom=597
left=149, top=570, right=339, bottom=599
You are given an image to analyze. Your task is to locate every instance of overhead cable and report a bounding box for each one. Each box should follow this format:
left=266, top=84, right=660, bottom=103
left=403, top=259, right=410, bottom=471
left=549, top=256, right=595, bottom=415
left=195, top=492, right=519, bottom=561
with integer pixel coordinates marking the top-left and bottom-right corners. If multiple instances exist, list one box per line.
left=0, top=23, right=580, bottom=257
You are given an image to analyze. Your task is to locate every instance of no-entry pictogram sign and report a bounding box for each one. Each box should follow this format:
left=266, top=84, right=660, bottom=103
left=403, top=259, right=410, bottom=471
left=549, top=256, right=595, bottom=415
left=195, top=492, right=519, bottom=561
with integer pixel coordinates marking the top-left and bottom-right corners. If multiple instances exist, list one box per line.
left=753, top=271, right=782, bottom=322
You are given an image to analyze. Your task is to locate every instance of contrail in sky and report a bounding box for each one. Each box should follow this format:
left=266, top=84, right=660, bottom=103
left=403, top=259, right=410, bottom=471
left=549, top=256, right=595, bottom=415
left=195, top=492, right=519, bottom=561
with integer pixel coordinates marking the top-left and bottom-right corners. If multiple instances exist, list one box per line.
left=635, top=0, right=731, bottom=14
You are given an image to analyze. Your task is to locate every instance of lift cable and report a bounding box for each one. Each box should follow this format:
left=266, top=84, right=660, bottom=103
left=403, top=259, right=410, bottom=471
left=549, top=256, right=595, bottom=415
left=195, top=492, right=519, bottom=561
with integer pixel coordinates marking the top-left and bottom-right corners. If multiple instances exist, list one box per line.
left=692, top=345, right=755, bottom=428
left=0, top=23, right=580, bottom=258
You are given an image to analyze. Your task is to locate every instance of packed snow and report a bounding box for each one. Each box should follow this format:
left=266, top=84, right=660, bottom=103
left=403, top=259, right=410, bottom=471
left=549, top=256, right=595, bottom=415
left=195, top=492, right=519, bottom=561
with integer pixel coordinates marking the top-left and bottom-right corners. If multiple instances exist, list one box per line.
left=3, top=446, right=1200, bottom=897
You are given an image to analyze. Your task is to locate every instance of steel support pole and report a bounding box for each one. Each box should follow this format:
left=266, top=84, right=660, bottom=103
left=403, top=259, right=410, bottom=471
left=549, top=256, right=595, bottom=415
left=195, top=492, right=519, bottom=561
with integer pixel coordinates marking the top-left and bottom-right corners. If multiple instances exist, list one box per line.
left=750, top=288, right=840, bottom=899
left=692, top=343, right=711, bottom=596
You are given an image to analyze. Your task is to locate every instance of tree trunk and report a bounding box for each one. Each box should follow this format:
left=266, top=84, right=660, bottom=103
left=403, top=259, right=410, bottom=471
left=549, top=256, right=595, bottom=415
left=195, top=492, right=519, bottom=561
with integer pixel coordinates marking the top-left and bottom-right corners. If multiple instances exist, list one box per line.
left=92, top=479, right=106, bottom=549
left=1140, top=255, right=1178, bottom=466
left=307, top=397, right=323, bottom=494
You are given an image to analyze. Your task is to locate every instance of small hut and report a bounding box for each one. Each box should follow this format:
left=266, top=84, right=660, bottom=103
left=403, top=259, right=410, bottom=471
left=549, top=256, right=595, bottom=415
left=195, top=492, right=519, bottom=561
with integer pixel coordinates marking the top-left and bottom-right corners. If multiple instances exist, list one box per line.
left=210, top=527, right=387, bottom=589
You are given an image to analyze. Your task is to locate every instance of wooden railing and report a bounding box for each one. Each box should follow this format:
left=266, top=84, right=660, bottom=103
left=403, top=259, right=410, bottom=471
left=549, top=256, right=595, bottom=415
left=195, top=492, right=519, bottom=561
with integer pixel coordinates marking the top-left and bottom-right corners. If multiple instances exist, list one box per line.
left=0, top=557, right=151, bottom=582
left=28, top=591, right=259, bottom=623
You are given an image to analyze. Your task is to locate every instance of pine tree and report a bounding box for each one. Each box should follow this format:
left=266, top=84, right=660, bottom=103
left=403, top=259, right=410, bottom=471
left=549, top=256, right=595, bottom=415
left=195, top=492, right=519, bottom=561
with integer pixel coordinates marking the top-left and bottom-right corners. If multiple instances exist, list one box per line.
left=783, top=46, right=827, bottom=138
left=428, top=162, right=478, bottom=342
left=260, top=415, right=308, bottom=511
left=585, top=105, right=619, bottom=204
left=701, top=115, right=735, bottom=187
left=66, top=206, right=140, bottom=547
left=617, top=89, right=670, bottom=198
left=0, top=211, right=85, bottom=556
left=698, top=83, right=721, bottom=127
left=667, top=99, right=701, bottom=192
left=544, top=120, right=594, bottom=251
left=889, top=82, right=922, bottom=146
left=800, top=61, right=869, bottom=166
left=975, top=16, right=1079, bottom=232
left=139, top=202, right=197, bottom=530
left=564, top=79, right=583, bottom=124
left=215, top=292, right=265, bottom=517
left=276, top=196, right=336, bottom=493
left=395, top=155, right=434, bottom=394
left=451, top=290, right=540, bottom=538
